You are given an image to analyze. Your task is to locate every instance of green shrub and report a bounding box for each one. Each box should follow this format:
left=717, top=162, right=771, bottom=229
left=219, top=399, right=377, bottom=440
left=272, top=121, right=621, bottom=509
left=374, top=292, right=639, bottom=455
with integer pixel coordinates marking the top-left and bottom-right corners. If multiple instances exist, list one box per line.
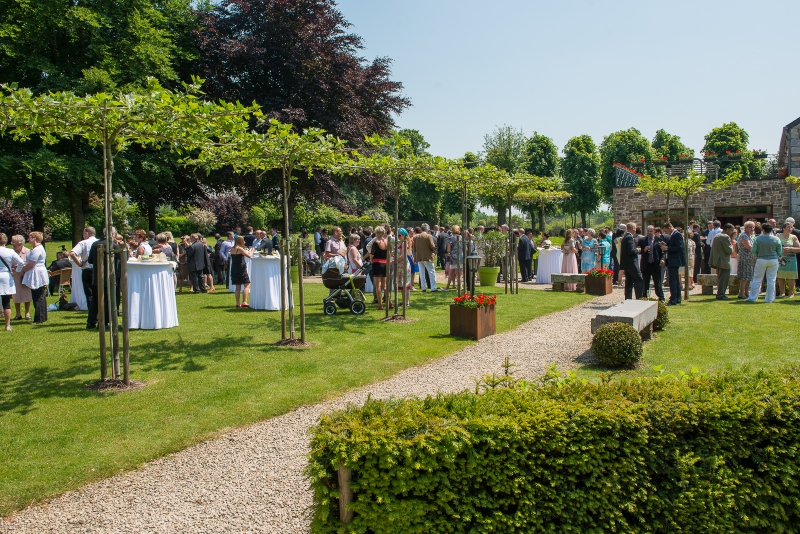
left=640, top=297, right=669, bottom=330
left=248, top=206, right=266, bottom=230
left=307, top=366, right=800, bottom=533
left=591, top=322, right=642, bottom=367
left=339, top=218, right=386, bottom=231
left=157, top=216, right=193, bottom=237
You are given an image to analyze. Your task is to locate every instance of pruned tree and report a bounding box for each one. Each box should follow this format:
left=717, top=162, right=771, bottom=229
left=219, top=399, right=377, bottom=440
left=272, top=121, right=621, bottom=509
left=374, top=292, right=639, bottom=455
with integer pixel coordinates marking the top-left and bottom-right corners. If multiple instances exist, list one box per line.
left=0, top=78, right=257, bottom=383
left=637, top=170, right=741, bottom=302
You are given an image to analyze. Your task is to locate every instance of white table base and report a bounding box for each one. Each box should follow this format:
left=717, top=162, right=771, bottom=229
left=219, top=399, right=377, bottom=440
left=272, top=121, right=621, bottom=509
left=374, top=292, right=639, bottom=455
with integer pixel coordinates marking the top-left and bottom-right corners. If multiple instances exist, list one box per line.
left=127, top=262, right=178, bottom=329
left=536, top=248, right=563, bottom=284
left=237, top=255, right=288, bottom=311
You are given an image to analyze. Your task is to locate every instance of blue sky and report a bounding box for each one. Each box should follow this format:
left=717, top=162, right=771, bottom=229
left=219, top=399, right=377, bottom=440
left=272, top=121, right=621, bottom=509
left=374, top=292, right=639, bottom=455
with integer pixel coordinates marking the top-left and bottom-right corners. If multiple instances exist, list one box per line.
left=336, top=0, right=799, bottom=159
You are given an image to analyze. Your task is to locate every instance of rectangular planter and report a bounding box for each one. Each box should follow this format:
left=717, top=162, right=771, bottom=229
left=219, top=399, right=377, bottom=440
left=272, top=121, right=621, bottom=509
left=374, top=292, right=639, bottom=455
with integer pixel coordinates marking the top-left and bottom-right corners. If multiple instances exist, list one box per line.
left=585, top=276, right=613, bottom=296
left=450, top=304, right=496, bottom=340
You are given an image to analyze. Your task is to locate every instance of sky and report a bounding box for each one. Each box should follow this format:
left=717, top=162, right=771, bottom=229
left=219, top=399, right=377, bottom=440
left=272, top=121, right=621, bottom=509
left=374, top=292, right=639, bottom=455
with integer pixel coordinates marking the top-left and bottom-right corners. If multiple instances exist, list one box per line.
left=336, top=0, right=800, bottom=159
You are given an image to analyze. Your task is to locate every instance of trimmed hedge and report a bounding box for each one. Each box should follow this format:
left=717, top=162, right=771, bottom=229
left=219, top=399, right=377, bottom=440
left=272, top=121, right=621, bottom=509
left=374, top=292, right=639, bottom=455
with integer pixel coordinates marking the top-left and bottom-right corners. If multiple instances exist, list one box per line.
left=307, top=366, right=800, bottom=533
left=640, top=297, right=669, bottom=330
left=591, top=322, right=643, bottom=367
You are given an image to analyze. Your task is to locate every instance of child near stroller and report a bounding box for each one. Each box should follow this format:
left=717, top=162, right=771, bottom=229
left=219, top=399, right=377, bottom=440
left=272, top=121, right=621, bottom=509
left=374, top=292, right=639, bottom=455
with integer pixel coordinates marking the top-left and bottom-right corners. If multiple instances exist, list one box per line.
left=321, top=256, right=368, bottom=315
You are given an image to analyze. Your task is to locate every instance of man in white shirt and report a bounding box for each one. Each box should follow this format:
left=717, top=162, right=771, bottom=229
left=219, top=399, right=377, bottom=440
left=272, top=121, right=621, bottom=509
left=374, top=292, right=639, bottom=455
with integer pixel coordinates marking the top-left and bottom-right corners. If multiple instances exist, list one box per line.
left=69, top=227, right=97, bottom=315
left=707, top=220, right=722, bottom=249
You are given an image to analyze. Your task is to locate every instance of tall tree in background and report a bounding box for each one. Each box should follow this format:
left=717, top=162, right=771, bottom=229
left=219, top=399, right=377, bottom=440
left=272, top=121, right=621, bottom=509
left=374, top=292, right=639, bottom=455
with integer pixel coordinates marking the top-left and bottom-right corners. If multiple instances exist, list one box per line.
left=562, top=135, right=601, bottom=228
left=0, top=0, right=200, bottom=242
left=195, top=0, right=410, bottom=215
left=703, top=122, right=763, bottom=179
left=518, top=131, right=560, bottom=230
left=599, top=128, right=655, bottom=204
left=481, top=125, right=526, bottom=225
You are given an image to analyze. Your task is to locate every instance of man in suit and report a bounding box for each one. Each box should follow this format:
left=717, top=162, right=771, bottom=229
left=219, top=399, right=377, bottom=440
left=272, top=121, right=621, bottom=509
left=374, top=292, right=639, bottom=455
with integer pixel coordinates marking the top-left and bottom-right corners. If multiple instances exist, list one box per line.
left=270, top=228, right=280, bottom=249
left=659, top=221, right=685, bottom=305
left=516, top=229, right=533, bottom=282
left=691, top=224, right=703, bottom=283
left=87, top=227, right=122, bottom=329
left=186, top=233, right=207, bottom=293
left=436, top=225, right=449, bottom=271
left=709, top=223, right=734, bottom=300
left=256, top=231, right=274, bottom=254
left=638, top=225, right=665, bottom=301
left=620, top=222, right=643, bottom=300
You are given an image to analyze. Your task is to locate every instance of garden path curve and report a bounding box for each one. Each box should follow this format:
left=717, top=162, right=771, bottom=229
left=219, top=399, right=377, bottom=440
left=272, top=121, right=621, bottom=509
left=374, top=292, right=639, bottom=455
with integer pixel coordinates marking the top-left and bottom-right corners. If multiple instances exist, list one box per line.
left=6, top=288, right=628, bottom=534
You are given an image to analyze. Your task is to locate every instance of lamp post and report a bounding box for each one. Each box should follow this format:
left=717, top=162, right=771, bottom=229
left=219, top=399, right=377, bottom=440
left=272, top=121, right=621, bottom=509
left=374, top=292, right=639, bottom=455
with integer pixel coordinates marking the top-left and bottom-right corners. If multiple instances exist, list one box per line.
left=466, top=254, right=482, bottom=297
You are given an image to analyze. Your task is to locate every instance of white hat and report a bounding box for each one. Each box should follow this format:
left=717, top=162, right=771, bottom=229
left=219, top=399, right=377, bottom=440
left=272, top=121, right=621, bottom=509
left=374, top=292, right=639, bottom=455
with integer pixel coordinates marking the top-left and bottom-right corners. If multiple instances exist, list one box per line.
left=786, top=217, right=796, bottom=225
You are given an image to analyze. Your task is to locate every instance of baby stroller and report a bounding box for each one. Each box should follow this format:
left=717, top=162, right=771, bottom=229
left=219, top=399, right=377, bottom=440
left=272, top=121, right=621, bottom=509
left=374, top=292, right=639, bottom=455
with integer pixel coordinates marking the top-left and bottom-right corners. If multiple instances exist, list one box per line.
left=321, top=256, right=368, bottom=315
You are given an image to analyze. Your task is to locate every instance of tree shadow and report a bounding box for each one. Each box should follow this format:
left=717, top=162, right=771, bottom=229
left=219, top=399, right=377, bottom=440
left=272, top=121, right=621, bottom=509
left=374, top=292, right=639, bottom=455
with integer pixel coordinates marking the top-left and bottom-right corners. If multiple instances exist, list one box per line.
left=0, top=364, right=97, bottom=417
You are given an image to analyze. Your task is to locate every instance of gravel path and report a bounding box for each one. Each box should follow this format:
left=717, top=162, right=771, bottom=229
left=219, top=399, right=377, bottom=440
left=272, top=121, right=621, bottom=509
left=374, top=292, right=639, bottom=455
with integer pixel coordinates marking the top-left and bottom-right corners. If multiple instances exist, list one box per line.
left=6, top=288, right=630, bottom=534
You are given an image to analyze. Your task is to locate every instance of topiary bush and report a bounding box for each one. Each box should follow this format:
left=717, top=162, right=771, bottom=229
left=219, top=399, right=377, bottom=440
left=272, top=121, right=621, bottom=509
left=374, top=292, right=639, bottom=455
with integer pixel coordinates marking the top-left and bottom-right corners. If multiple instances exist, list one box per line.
left=307, top=366, right=800, bottom=533
left=640, top=297, right=669, bottom=330
left=591, top=322, right=642, bottom=367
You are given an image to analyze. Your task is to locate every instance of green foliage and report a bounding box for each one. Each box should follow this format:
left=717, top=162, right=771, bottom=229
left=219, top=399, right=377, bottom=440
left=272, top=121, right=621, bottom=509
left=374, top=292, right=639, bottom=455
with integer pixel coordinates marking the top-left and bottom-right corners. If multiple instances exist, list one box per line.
left=157, top=215, right=193, bottom=237
left=308, top=366, right=800, bottom=533
left=702, top=122, right=764, bottom=179
left=652, top=128, right=693, bottom=161
left=640, top=297, right=669, bottom=331
left=339, top=219, right=386, bottom=231
left=562, top=134, right=601, bottom=226
left=476, top=230, right=506, bottom=267
left=591, top=322, right=643, bottom=367
left=599, top=128, right=655, bottom=202
left=248, top=206, right=266, bottom=230
left=521, top=131, right=559, bottom=177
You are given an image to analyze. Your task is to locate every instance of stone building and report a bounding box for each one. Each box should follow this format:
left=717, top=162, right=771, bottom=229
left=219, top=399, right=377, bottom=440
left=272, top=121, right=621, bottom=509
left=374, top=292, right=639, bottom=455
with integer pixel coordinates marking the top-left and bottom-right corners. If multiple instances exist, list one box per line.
left=612, top=118, right=799, bottom=229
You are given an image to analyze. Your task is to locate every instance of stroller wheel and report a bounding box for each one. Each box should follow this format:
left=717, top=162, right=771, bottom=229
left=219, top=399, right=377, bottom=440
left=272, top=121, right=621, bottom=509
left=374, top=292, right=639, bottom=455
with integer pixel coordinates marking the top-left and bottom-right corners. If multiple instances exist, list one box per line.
left=324, top=302, right=337, bottom=316
left=350, top=300, right=366, bottom=315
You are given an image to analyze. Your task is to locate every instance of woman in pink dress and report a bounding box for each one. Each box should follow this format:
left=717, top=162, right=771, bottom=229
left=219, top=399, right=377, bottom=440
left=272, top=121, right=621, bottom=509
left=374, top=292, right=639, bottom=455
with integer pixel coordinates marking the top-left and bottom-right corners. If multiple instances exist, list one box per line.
left=561, top=229, right=579, bottom=290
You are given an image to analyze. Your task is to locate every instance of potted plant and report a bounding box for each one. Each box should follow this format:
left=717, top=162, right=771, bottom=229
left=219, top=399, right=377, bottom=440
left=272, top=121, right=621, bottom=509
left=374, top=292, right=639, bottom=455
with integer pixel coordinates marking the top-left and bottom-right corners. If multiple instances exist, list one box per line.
left=475, top=230, right=506, bottom=287
left=725, top=149, right=742, bottom=161
left=585, top=268, right=613, bottom=295
left=450, top=293, right=497, bottom=340
left=752, top=149, right=768, bottom=159
left=703, top=151, right=717, bottom=162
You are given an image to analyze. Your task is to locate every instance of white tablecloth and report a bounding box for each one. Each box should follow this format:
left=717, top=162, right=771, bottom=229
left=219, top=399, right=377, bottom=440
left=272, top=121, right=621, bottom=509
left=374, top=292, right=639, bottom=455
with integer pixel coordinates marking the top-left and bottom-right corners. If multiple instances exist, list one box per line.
left=536, top=248, right=563, bottom=284
left=730, top=257, right=738, bottom=277
left=70, top=261, right=88, bottom=310
left=247, top=255, right=287, bottom=311
left=127, top=261, right=179, bottom=329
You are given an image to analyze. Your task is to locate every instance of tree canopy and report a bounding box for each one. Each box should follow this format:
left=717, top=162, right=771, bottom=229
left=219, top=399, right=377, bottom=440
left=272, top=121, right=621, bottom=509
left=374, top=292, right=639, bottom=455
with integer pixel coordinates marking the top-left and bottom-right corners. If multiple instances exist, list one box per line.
left=599, top=128, right=655, bottom=203
left=562, top=135, right=601, bottom=228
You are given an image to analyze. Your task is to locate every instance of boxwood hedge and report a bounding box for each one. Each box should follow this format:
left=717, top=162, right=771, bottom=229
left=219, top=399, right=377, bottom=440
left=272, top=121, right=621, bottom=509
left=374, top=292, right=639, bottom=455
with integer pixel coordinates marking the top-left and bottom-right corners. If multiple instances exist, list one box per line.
left=307, top=366, right=800, bottom=533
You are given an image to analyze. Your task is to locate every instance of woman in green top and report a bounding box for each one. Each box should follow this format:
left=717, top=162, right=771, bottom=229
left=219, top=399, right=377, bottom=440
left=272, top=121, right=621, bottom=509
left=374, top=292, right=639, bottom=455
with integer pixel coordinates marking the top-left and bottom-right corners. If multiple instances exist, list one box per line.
left=747, top=223, right=783, bottom=303
left=777, top=221, right=800, bottom=298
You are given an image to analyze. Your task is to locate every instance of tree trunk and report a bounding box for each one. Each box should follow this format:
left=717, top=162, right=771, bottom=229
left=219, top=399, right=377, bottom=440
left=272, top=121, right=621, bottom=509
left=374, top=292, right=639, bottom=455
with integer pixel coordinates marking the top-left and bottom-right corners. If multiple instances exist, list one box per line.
left=496, top=205, right=507, bottom=226
left=540, top=204, right=546, bottom=232
left=581, top=211, right=587, bottom=229
left=665, top=193, right=671, bottom=224
left=31, top=203, right=45, bottom=233
left=684, top=197, right=690, bottom=302
left=69, top=189, right=90, bottom=246
left=147, top=197, right=157, bottom=233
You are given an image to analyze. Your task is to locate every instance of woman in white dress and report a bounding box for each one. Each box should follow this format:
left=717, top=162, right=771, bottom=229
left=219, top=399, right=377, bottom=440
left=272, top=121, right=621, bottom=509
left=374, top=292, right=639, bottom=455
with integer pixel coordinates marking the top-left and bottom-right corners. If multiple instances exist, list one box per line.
left=0, top=233, right=25, bottom=331
left=10, top=234, right=31, bottom=320
left=20, top=231, right=50, bottom=324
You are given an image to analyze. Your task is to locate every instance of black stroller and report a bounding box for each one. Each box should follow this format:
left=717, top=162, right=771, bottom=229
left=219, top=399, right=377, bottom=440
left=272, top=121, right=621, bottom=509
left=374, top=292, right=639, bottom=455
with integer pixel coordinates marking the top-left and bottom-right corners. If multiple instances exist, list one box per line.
left=321, top=256, right=368, bottom=315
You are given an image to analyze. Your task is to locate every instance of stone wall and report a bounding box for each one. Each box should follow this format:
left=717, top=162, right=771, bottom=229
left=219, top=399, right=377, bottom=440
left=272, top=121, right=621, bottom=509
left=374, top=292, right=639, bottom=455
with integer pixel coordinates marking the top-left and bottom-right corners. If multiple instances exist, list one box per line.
left=613, top=178, right=790, bottom=229
left=790, top=126, right=800, bottom=217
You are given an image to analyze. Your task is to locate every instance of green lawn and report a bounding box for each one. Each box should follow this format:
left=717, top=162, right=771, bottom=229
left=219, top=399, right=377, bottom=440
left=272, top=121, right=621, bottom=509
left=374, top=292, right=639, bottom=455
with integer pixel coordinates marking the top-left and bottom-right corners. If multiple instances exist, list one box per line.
left=575, top=294, right=800, bottom=379
left=0, top=279, right=591, bottom=516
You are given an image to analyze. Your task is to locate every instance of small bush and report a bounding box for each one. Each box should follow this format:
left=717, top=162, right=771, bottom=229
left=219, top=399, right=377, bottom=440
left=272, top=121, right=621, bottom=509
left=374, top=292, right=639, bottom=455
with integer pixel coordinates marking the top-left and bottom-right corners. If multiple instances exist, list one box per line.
left=640, top=297, right=669, bottom=330
left=157, top=216, right=193, bottom=237
left=186, top=208, right=217, bottom=235
left=591, top=322, right=642, bottom=367
left=0, top=199, right=33, bottom=237
left=248, top=206, right=265, bottom=230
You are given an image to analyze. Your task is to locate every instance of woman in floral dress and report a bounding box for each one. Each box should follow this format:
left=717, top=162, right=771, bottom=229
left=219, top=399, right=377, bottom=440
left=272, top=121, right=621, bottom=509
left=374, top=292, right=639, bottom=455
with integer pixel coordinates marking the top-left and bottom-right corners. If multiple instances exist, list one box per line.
left=736, top=222, right=755, bottom=299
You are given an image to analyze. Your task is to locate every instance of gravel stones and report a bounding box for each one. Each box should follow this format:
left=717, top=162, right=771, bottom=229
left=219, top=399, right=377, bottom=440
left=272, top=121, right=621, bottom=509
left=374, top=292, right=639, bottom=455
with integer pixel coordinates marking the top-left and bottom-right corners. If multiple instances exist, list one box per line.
left=9, top=287, right=658, bottom=533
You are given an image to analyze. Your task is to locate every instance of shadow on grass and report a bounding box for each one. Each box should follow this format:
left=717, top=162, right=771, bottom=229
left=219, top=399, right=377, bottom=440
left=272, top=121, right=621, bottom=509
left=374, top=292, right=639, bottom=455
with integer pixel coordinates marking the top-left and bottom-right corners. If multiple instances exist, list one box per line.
left=0, top=365, right=97, bottom=416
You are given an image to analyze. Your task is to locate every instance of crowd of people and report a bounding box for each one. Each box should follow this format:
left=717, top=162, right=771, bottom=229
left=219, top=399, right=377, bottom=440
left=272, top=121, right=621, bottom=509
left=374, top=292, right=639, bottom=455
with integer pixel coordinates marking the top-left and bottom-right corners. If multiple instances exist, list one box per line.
left=4, top=215, right=797, bottom=332
left=600, top=217, right=800, bottom=305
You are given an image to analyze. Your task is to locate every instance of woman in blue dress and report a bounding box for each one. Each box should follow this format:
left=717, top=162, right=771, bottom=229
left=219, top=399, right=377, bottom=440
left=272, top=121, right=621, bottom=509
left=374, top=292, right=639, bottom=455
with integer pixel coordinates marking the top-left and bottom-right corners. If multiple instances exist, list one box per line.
left=580, top=228, right=599, bottom=272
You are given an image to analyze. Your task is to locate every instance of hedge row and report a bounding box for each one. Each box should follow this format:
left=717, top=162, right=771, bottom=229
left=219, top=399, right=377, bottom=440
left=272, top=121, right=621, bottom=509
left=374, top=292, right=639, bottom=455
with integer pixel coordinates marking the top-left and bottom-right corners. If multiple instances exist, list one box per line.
left=307, top=366, right=800, bottom=533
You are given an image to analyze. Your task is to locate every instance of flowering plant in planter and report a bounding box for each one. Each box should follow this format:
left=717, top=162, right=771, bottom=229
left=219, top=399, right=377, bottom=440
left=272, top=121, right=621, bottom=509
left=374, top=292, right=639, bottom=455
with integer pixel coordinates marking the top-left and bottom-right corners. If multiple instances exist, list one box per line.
left=452, top=293, right=497, bottom=308
left=703, top=151, right=717, bottom=158
left=752, top=149, right=767, bottom=158
left=586, top=268, right=613, bottom=278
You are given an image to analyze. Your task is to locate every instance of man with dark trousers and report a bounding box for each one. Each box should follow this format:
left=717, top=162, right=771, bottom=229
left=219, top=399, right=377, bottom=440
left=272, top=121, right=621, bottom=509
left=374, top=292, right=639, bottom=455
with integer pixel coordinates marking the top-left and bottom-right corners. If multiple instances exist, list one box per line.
left=691, top=224, right=703, bottom=284
left=659, top=221, right=685, bottom=305
left=710, top=223, right=734, bottom=300
left=638, top=225, right=665, bottom=301
left=86, top=227, right=122, bottom=329
left=620, top=222, right=643, bottom=300
left=186, top=233, right=207, bottom=293
left=516, top=229, right=533, bottom=282
left=436, top=225, right=449, bottom=271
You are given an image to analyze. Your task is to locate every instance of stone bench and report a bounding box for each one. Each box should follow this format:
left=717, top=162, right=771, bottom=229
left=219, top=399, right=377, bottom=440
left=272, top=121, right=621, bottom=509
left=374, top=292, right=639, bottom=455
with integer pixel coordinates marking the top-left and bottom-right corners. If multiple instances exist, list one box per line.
left=551, top=273, right=586, bottom=293
left=697, top=273, right=740, bottom=295
left=591, top=299, right=659, bottom=340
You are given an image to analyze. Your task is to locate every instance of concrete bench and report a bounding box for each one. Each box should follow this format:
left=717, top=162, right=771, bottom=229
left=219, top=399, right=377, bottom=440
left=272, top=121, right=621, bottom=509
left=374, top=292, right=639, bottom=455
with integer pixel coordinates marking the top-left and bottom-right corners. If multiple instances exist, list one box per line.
left=551, top=273, right=586, bottom=293
left=697, top=273, right=740, bottom=295
left=591, top=299, right=659, bottom=341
